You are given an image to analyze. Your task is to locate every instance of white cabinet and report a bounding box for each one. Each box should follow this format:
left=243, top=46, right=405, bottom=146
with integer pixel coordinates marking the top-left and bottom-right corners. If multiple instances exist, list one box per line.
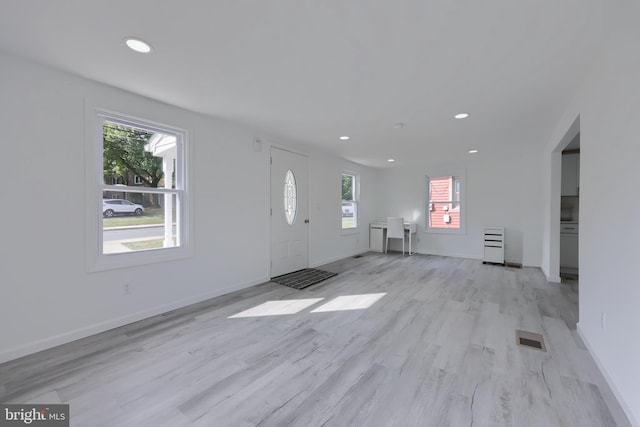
left=560, top=233, right=579, bottom=268
left=561, top=153, right=580, bottom=196
left=369, top=224, right=385, bottom=252
left=560, top=223, right=579, bottom=269
left=483, top=227, right=504, bottom=265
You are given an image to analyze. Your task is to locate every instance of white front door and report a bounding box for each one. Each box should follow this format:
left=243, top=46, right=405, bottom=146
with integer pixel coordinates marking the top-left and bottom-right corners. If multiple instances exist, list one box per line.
left=270, top=147, right=309, bottom=277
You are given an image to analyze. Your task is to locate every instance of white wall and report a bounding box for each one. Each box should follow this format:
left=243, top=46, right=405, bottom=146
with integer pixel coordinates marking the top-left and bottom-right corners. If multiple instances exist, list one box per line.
left=308, top=151, right=376, bottom=266
left=375, top=153, right=543, bottom=267
left=542, top=1, right=640, bottom=424
left=0, top=52, right=374, bottom=362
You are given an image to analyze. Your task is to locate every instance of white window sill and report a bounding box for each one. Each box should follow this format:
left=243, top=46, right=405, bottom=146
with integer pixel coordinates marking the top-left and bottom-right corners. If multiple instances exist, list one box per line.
left=425, top=228, right=466, bottom=235
left=87, top=246, right=193, bottom=273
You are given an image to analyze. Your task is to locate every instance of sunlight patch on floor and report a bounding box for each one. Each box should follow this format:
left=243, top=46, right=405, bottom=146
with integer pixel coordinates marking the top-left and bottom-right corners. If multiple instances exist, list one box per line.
left=310, top=293, right=387, bottom=313
left=228, top=298, right=324, bottom=318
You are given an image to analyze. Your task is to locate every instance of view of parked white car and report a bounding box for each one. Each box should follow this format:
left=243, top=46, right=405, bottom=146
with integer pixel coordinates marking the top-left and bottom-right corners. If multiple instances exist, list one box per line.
left=103, top=199, right=145, bottom=217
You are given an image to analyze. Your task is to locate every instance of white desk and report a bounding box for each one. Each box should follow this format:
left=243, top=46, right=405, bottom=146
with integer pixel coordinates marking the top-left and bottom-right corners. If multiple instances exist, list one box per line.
left=369, top=221, right=417, bottom=255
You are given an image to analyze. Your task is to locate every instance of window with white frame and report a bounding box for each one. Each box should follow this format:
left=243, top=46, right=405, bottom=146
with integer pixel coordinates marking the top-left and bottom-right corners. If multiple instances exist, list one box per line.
left=426, top=171, right=465, bottom=234
left=92, top=111, right=188, bottom=267
left=341, top=172, right=358, bottom=229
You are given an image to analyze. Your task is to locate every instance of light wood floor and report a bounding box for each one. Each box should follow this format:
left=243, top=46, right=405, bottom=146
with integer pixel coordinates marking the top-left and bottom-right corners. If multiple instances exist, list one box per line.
left=0, top=253, right=627, bottom=426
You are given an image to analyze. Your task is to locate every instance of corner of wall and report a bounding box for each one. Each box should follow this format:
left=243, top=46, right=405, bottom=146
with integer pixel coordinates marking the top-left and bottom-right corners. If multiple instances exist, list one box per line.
left=542, top=266, right=561, bottom=283
left=577, top=324, right=639, bottom=427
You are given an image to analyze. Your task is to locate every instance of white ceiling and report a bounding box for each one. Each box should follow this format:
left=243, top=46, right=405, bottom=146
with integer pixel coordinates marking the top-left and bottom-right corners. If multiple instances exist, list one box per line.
left=0, top=0, right=603, bottom=167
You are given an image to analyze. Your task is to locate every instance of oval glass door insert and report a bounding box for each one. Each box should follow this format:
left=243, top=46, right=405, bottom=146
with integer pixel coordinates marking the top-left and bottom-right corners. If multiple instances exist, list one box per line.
left=284, top=169, right=297, bottom=225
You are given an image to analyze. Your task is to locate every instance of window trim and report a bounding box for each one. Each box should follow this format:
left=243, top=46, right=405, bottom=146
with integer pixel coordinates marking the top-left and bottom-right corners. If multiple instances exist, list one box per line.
left=341, top=172, right=359, bottom=231
left=85, top=106, right=192, bottom=272
left=425, top=168, right=466, bottom=235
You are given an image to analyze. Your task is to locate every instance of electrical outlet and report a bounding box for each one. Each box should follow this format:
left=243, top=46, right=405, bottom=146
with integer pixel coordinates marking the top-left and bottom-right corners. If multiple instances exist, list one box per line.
left=601, top=312, right=606, bottom=329
left=123, top=282, right=131, bottom=296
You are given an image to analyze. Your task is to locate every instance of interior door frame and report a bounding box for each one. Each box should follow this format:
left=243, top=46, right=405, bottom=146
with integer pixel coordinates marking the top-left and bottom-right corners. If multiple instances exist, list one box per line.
left=269, top=144, right=310, bottom=277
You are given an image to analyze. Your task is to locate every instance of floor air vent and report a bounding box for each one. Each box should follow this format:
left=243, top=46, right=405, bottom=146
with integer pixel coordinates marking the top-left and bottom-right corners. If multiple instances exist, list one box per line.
left=353, top=254, right=364, bottom=258
left=516, top=330, right=546, bottom=352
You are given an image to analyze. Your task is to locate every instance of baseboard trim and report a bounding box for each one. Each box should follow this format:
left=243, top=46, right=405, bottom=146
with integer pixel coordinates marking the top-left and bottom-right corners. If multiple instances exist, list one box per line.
left=504, top=261, right=523, bottom=268
left=310, top=249, right=369, bottom=268
left=577, top=323, right=638, bottom=427
left=419, top=250, right=479, bottom=260
left=0, top=276, right=268, bottom=364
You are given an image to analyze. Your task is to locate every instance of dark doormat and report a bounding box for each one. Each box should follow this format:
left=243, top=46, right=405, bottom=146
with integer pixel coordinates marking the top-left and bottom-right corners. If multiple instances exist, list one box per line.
left=271, top=268, right=337, bottom=290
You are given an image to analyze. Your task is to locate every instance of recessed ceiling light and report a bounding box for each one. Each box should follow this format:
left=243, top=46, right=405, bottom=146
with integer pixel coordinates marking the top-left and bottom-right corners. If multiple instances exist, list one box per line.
left=339, top=136, right=350, bottom=141
left=468, top=149, right=479, bottom=154
left=454, top=113, right=470, bottom=119
left=387, top=159, right=395, bottom=162
left=125, top=37, right=152, bottom=53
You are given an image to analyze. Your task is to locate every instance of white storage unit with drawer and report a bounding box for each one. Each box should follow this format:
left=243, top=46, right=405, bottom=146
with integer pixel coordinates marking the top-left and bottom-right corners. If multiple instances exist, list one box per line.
left=483, top=227, right=505, bottom=265
left=369, top=223, right=386, bottom=252
left=560, top=223, right=579, bottom=270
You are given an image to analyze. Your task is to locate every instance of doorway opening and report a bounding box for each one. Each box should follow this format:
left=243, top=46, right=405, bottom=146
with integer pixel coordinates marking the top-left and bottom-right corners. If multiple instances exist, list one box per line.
left=560, top=133, right=580, bottom=283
